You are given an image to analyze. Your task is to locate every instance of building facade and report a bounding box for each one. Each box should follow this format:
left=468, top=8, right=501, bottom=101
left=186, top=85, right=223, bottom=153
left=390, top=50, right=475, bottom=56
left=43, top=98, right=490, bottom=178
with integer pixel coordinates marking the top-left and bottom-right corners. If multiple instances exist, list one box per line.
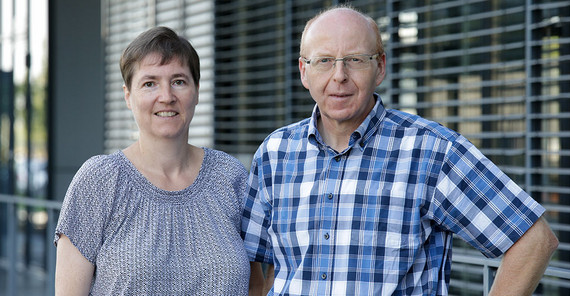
left=102, top=0, right=570, bottom=294
left=1, top=0, right=569, bottom=295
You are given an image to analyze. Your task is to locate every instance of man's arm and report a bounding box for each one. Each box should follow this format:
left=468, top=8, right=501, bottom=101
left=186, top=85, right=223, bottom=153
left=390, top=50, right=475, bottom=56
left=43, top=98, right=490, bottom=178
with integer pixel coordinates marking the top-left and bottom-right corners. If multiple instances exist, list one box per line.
left=488, top=216, right=558, bottom=296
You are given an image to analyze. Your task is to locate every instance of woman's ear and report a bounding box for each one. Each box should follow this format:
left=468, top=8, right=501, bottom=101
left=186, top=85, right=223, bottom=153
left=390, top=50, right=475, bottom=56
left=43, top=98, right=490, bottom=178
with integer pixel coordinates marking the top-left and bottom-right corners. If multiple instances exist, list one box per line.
left=123, top=84, right=132, bottom=110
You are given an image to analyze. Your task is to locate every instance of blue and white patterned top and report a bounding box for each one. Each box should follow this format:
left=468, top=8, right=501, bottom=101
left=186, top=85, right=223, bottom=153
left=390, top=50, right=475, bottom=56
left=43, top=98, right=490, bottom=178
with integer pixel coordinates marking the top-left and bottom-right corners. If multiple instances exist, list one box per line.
left=56, top=148, right=250, bottom=295
left=241, top=95, right=544, bottom=295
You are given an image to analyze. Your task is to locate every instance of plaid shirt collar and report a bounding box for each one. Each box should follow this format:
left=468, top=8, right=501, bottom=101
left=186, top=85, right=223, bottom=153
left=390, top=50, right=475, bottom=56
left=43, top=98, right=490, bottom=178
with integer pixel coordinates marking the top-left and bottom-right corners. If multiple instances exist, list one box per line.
left=307, top=93, right=387, bottom=152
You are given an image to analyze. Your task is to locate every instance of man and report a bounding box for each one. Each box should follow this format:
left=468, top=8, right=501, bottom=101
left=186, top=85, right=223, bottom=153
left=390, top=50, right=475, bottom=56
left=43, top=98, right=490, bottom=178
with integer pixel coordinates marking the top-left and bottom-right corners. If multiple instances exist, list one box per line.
left=241, top=5, right=558, bottom=296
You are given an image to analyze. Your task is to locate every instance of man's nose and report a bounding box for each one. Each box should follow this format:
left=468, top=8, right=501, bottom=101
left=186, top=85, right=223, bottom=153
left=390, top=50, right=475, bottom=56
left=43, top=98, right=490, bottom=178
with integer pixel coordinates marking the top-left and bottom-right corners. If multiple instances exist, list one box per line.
left=332, top=59, right=348, bottom=81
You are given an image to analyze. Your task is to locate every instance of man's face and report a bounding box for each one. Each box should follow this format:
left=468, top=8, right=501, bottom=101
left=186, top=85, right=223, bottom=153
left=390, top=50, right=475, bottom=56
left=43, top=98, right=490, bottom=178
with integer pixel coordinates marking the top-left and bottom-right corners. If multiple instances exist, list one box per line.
left=299, top=10, right=386, bottom=131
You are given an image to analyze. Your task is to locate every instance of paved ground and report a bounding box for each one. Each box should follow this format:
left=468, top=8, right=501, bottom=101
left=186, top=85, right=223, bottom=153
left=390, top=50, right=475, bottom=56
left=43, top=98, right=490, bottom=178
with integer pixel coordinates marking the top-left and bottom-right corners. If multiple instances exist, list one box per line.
left=0, top=265, right=48, bottom=296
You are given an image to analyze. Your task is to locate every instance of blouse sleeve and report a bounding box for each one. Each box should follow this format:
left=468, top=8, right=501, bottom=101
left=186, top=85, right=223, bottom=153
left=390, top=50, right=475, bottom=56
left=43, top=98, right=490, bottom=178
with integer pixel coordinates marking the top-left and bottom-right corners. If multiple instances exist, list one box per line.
left=54, top=155, right=115, bottom=264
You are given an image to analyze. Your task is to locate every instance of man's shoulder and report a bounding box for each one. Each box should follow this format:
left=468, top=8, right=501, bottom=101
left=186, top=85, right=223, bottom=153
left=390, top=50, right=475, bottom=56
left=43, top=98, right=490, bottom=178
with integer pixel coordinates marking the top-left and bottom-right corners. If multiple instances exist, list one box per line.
left=252, top=118, right=312, bottom=157
left=264, top=118, right=311, bottom=142
left=382, top=108, right=460, bottom=142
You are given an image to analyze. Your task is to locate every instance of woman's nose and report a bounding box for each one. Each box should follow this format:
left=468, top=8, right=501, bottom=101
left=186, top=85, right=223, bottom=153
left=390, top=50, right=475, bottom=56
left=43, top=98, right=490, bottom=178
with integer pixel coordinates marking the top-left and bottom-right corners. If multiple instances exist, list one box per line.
left=158, top=85, right=175, bottom=102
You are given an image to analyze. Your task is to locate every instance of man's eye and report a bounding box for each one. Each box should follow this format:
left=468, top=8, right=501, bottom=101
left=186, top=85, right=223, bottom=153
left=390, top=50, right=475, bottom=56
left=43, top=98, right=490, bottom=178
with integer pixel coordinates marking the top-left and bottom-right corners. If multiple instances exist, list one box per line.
left=318, top=58, right=332, bottom=63
left=349, top=57, right=364, bottom=63
left=143, top=82, right=154, bottom=87
left=172, top=80, right=186, bottom=86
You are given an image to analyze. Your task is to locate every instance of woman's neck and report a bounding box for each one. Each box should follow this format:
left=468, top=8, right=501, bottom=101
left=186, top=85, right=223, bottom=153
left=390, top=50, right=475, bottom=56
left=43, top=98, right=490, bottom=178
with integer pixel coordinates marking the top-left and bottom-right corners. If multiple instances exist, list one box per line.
left=123, top=139, right=204, bottom=191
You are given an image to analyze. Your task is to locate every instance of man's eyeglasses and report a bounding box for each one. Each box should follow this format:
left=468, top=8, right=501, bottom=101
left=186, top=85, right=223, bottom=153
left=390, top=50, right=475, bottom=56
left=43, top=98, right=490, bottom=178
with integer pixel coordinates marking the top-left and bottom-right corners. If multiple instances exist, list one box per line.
left=302, top=53, right=379, bottom=72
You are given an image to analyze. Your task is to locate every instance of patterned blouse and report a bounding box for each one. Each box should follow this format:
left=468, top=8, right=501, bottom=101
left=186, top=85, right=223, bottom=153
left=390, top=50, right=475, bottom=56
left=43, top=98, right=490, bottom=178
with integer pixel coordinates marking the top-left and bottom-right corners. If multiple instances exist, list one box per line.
left=56, top=148, right=250, bottom=295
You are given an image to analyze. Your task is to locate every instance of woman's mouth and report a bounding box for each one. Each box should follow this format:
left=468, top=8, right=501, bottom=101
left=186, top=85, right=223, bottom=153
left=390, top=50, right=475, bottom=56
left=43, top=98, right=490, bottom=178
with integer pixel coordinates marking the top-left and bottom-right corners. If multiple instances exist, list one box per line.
left=155, top=111, right=178, bottom=117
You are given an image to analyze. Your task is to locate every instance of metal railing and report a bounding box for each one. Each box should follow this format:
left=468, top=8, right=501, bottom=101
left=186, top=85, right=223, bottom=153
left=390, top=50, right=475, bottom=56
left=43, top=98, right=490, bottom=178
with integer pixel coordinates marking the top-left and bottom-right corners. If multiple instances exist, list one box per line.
left=1, top=193, right=570, bottom=295
left=0, top=194, right=60, bottom=296
left=452, top=253, right=570, bottom=295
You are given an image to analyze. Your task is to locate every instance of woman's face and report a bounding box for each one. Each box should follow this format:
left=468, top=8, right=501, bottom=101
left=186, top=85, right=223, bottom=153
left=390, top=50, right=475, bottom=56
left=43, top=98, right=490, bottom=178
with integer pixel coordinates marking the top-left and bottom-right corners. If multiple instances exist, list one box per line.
left=123, top=53, right=199, bottom=142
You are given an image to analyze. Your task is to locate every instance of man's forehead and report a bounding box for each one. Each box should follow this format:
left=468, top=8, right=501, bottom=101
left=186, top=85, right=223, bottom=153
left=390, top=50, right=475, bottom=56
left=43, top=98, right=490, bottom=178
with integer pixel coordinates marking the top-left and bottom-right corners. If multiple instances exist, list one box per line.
left=303, top=13, right=375, bottom=55
left=308, top=8, right=367, bottom=32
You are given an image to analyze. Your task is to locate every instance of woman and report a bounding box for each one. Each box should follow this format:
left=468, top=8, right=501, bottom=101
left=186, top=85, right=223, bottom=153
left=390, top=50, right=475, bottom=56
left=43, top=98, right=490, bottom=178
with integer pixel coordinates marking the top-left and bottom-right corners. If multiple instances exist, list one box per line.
left=54, top=26, right=263, bottom=295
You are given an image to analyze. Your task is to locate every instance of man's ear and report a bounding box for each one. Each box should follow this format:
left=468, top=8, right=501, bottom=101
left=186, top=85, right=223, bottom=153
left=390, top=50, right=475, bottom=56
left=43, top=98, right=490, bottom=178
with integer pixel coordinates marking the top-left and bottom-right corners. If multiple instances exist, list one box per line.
left=375, top=53, right=387, bottom=87
left=299, top=57, right=310, bottom=90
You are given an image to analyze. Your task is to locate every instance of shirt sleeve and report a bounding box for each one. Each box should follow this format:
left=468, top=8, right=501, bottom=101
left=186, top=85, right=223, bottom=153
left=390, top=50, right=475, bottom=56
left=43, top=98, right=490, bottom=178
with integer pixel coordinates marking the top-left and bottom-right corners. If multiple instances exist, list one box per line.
left=241, top=147, right=275, bottom=264
left=54, top=155, right=114, bottom=264
left=432, top=135, right=545, bottom=258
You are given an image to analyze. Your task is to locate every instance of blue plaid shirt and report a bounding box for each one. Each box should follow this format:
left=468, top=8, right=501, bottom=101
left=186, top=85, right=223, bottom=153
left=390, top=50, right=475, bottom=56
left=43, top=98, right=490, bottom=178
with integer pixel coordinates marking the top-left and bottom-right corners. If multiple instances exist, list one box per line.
left=241, top=95, right=545, bottom=295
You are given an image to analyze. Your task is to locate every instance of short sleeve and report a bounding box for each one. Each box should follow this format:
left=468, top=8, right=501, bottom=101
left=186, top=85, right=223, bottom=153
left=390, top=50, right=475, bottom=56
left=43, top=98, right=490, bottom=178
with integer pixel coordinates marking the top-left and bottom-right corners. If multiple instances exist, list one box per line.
left=209, top=149, right=249, bottom=229
left=432, top=135, right=545, bottom=258
left=54, top=155, right=115, bottom=264
left=241, top=149, right=274, bottom=264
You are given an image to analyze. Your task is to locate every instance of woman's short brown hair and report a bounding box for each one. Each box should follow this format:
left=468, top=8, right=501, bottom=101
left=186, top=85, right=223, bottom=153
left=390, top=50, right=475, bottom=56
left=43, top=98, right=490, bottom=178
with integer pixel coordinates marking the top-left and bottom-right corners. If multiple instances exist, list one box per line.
left=120, top=26, right=200, bottom=90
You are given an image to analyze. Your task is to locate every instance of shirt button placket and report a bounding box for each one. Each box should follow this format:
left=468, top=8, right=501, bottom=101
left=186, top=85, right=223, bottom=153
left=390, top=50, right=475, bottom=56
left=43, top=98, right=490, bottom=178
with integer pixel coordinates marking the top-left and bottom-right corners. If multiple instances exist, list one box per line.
left=319, top=153, right=339, bottom=294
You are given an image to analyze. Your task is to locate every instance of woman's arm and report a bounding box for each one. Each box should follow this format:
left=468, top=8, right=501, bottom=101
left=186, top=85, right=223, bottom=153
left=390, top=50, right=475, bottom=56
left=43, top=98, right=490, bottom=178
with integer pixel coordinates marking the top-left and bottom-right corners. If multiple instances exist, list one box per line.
left=55, top=234, right=94, bottom=296
left=263, top=264, right=275, bottom=295
left=249, top=262, right=265, bottom=296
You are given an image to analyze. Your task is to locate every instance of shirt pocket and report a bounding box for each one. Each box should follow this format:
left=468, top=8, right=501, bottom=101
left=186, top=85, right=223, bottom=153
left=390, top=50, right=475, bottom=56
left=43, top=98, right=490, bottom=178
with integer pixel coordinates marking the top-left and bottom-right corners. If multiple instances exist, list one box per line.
left=359, top=188, right=421, bottom=250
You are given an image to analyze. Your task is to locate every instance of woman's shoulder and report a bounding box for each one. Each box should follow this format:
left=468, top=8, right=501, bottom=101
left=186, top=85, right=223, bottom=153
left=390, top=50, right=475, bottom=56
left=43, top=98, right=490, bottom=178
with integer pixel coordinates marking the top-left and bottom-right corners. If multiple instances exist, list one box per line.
left=71, top=151, right=128, bottom=186
left=203, top=148, right=247, bottom=174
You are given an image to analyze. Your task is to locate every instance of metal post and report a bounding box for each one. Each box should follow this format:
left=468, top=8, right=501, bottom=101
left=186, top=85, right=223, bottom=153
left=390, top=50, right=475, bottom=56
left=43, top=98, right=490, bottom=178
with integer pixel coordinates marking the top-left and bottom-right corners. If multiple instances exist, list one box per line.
left=483, top=264, right=494, bottom=296
left=46, top=208, right=56, bottom=296
left=284, top=0, right=292, bottom=124
left=524, top=0, right=533, bottom=195
left=7, top=202, right=17, bottom=296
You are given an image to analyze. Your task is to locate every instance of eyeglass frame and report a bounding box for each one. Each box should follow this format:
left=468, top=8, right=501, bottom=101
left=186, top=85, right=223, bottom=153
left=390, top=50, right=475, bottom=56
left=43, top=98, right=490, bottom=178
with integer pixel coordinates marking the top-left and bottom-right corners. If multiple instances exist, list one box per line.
left=301, top=53, right=380, bottom=72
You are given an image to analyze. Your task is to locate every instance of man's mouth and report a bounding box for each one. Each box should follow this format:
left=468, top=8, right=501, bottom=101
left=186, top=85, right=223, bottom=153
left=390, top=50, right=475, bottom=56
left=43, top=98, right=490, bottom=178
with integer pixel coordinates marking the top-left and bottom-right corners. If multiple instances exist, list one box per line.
left=330, top=93, right=351, bottom=98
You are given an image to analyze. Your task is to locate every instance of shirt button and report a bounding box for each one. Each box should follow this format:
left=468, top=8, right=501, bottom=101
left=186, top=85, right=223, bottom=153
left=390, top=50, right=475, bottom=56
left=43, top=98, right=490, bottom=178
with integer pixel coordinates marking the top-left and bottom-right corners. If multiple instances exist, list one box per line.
left=327, top=193, right=333, bottom=200
left=324, top=233, right=330, bottom=240
left=334, top=156, right=341, bottom=162
left=321, top=273, right=327, bottom=280
left=360, top=141, right=365, bottom=147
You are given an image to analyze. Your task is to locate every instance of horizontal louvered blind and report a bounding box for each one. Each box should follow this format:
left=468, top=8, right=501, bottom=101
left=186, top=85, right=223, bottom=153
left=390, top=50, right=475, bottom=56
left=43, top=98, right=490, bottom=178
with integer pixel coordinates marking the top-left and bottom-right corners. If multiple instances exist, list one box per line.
left=214, top=0, right=329, bottom=159
left=103, top=0, right=215, bottom=154
left=214, top=0, right=570, bottom=293
left=382, top=2, right=570, bottom=292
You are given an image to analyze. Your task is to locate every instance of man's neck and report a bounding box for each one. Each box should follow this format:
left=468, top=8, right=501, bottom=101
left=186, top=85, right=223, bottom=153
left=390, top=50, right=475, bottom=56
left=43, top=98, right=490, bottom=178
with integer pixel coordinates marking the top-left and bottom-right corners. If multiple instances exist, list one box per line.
left=317, top=118, right=356, bottom=153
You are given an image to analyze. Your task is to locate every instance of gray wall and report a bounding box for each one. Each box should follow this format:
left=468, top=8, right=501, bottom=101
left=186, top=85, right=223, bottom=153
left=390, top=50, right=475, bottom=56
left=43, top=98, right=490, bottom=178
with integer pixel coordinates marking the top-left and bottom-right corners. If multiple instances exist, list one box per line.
left=48, top=0, right=104, bottom=201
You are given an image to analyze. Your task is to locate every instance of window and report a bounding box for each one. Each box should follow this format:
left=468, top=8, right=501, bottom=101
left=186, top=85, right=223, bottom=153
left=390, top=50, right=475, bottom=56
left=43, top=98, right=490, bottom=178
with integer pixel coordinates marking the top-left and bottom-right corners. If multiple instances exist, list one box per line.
left=214, top=1, right=570, bottom=294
